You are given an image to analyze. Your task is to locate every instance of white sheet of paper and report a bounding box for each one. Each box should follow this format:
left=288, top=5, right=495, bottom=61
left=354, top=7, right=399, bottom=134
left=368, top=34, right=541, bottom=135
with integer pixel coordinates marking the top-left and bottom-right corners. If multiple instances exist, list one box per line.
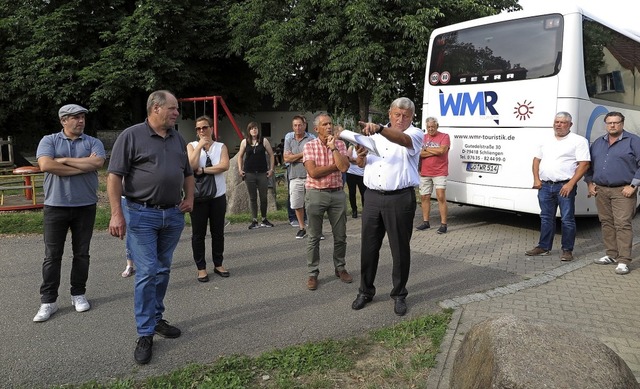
left=339, top=130, right=380, bottom=157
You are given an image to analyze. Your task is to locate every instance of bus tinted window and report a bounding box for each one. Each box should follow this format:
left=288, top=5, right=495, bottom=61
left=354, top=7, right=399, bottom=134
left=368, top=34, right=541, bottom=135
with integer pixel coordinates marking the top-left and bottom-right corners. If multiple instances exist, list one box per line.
left=583, top=18, right=640, bottom=107
left=428, top=15, right=563, bottom=86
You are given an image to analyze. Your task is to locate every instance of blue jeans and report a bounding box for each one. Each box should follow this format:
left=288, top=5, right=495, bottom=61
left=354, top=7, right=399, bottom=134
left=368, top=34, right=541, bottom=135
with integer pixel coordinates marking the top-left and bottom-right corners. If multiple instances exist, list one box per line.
left=537, top=182, right=577, bottom=251
left=40, top=204, right=97, bottom=303
left=124, top=200, right=185, bottom=336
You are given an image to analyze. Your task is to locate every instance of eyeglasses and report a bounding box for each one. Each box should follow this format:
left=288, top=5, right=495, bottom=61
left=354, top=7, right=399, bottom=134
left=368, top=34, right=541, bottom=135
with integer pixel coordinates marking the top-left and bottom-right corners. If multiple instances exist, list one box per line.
left=195, top=126, right=210, bottom=131
left=605, top=121, right=623, bottom=125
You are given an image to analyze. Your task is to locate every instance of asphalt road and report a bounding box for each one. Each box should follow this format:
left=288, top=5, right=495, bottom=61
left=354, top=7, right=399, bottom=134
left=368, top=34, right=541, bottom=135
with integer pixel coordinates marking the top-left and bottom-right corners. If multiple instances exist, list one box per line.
left=1, top=205, right=602, bottom=388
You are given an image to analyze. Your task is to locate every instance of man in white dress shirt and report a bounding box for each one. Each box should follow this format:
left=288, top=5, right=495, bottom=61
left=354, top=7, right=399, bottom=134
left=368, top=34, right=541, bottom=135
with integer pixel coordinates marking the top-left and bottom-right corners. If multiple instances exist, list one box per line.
left=350, top=97, right=423, bottom=316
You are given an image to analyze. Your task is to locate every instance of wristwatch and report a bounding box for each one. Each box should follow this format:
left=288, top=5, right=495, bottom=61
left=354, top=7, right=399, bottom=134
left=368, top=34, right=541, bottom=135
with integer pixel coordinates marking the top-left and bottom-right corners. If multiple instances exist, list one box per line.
left=375, top=124, right=386, bottom=134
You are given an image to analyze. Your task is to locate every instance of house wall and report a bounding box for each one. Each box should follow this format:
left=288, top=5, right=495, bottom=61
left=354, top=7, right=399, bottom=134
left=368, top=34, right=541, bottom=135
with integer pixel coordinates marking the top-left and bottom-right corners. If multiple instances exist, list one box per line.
left=98, top=110, right=354, bottom=155
left=177, top=111, right=318, bottom=156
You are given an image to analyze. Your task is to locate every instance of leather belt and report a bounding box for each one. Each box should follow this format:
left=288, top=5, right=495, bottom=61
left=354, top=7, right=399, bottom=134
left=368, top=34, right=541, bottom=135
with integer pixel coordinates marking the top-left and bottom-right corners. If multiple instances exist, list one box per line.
left=315, top=187, right=343, bottom=192
left=541, top=180, right=569, bottom=185
left=595, top=183, right=626, bottom=188
left=371, top=187, right=412, bottom=195
left=127, top=197, right=177, bottom=210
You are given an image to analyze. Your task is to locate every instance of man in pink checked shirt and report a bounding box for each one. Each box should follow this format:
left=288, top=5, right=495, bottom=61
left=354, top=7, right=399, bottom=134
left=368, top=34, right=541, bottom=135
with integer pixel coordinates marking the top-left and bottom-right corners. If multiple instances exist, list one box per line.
left=302, top=113, right=353, bottom=291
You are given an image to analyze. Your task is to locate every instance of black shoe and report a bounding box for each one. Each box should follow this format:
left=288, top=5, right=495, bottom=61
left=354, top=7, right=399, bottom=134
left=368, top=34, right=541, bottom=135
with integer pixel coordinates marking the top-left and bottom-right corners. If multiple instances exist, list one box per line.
left=134, top=336, right=153, bottom=365
left=351, top=294, right=372, bottom=310
left=197, top=273, right=209, bottom=283
left=437, top=224, right=447, bottom=234
left=214, top=268, right=230, bottom=277
left=394, top=298, right=407, bottom=316
left=416, top=221, right=430, bottom=231
left=154, top=319, right=181, bottom=339
left=352, top=209, right=358, bottom=218
left=260, top=218, right=274, bottom=228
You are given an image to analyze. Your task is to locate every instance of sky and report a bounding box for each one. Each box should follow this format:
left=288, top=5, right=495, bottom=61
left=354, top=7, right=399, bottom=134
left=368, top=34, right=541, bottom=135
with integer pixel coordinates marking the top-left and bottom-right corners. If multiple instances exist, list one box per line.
left=516, top=0, right=638, bottom=35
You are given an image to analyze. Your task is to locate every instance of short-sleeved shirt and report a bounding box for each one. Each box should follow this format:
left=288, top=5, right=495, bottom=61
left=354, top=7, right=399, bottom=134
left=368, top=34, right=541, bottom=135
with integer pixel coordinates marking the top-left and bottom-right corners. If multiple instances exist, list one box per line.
left=189, top=140, right=226, bottom=198
left=363, top=125, right=424, bottom=191
left=303, top=138, right=347, bottom=189
left=285, top=132, right=314, bottom=179
left=535, top=132, right=590, bottom=182
left=36, top=130, right=106, bottom=207
left=419, top=131, right=450, bottom=177
left=347, top=147, right=365, bottom=176
left=108, top=120, right=193, bottom=204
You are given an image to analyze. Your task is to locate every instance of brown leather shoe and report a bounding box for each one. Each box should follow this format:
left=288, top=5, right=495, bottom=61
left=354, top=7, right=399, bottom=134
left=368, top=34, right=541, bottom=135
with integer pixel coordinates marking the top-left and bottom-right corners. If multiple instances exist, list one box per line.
left=307, top=276, right=318, bottom=290
left=561, top=250, right=574, bottom=261
left=335, top=269, right=353, bottom=283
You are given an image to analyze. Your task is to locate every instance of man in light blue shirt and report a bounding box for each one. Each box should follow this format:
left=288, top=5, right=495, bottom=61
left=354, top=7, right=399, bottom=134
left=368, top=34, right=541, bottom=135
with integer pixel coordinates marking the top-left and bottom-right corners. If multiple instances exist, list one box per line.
left=33, top=104, right=106, bottom=322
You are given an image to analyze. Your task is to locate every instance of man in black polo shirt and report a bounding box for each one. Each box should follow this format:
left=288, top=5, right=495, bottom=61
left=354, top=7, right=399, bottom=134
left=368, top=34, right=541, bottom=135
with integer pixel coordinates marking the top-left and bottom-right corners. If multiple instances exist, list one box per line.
left=107, top=90, right=194, bottom=365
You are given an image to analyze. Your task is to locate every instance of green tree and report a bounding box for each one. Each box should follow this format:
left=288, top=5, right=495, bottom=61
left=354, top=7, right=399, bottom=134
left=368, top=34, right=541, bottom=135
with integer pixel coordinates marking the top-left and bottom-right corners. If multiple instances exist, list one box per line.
left=229, top=0, right=520, bottom=122
left=0, top=0, right=119, bottom=147
left=0, top=0, right=257, bottom=151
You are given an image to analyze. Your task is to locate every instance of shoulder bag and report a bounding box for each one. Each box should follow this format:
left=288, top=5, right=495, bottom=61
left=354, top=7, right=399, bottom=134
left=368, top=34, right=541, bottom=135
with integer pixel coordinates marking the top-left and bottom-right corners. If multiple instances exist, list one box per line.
left=194, top=154, right=217, bottom=202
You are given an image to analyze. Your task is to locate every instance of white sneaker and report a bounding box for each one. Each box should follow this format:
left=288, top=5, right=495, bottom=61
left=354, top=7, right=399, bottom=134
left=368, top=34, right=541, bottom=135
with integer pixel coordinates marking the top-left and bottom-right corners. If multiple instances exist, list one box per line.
left=594, top=255, right=616, bottom=265
left=71, top=295, right=91, bottom=312
left=33, top=302, right=58, bottom=322
left=615, top=263, right=630, bottom=275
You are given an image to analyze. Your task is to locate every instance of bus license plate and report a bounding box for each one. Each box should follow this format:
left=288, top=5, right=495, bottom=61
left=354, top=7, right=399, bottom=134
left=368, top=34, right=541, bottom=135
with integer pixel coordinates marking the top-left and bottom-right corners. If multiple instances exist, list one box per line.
left=466, top=162, right=499, bottom=174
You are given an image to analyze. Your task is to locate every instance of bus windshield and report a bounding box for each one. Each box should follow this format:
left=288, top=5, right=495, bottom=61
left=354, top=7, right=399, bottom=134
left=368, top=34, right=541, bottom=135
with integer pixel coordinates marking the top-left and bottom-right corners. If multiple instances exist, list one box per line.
left=429, top=14, right=564, bottom=86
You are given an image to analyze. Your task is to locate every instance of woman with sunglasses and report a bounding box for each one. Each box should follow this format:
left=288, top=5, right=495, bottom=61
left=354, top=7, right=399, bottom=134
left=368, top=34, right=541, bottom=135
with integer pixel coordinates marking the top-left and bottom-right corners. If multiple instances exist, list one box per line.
left=187, top=115, right=230, bottom=282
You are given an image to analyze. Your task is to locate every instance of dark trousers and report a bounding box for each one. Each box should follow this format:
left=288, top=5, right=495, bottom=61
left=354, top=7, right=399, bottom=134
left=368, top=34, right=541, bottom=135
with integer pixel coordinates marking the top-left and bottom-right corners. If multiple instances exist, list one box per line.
left=40, top=204, right=97, bottom=303
left=346, top=173, right=366, bottom=212
left=359, top=188, right=415, bottom=299
left=190, top=195, right=226, bottom=270
left=287, top=191, right=297, bottom=223
left=287, top=178, right=306, bottom=223
left=244, top=172, right=268, bottom=219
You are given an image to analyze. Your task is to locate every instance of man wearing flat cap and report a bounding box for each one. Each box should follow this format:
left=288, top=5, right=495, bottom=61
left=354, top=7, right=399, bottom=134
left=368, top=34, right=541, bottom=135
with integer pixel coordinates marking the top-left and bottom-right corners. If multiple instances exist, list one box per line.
left=32, top=104, right=106, bottom=323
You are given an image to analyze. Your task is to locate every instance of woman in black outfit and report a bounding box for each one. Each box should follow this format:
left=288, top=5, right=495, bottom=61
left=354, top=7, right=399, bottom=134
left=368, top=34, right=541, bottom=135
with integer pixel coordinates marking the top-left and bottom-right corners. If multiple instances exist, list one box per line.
left=346, top=144, right=366, bottom=218
left=236, top=121, right=276, bottom=229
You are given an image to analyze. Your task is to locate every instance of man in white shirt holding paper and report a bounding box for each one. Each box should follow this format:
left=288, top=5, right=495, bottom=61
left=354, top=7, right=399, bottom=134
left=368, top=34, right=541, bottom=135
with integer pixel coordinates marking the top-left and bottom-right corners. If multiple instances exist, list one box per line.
left=345, top=97, right=423, bottom=316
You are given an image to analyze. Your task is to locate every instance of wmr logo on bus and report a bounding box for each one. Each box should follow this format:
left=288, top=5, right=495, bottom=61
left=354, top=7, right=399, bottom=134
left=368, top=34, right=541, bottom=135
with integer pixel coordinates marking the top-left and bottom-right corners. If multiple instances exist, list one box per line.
left=439, top=90, right=499, bottom=124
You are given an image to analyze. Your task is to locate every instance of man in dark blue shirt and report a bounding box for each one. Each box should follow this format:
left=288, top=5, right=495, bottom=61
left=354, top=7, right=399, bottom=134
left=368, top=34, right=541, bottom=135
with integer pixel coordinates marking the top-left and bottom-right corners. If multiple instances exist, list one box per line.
left=107, top=90, right=194, bottom=365
left=584, top=111, right=640, bottom=275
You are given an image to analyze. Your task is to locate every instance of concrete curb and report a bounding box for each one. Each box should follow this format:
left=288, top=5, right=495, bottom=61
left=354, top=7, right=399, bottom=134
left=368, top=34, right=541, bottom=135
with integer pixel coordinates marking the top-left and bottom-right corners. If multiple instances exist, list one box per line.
left=426, top=307, right=463, bottom=389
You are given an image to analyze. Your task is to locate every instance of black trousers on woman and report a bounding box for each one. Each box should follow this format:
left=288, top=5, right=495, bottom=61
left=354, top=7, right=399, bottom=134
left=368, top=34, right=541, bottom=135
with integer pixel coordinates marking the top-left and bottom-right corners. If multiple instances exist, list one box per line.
left=346, top=172, right=366, bottom=213
left=190, top=194, right=226, bottom=270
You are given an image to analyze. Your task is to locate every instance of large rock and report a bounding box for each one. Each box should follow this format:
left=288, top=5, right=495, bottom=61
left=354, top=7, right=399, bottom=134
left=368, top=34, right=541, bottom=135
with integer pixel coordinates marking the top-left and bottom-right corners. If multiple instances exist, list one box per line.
left=225, top=153, right=278, bottom=215
left=450, top=315, right=639, bottom=389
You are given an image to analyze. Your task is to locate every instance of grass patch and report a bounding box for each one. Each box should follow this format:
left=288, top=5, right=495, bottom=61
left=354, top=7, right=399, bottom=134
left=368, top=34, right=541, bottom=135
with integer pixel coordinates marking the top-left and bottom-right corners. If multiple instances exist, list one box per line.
left=0, top=167, right=296, bottom=234
left=53, top=311, right=452, bottom=389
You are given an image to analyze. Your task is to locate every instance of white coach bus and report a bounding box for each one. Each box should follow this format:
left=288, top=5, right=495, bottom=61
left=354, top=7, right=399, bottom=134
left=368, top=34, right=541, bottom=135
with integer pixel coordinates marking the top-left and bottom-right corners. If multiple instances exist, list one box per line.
left=421, top=4, right=640, bottom=215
